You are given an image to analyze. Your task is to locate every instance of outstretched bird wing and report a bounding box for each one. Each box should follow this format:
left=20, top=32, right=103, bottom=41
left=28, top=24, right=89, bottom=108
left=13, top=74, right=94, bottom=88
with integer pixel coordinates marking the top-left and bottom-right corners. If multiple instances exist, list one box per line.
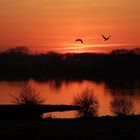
left=102, top=35, right=110, bottom=41
left=107, top=36, right=110, bottom=40
left=102, top=34, right=106, bottom=40
left=75, top=39, right=84, bottom=44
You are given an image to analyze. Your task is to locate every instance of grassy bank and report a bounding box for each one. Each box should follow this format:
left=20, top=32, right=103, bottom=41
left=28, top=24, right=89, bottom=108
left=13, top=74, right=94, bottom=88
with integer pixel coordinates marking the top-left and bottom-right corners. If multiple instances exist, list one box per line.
left=0, top=116, right=140, bottom=140
left=0, top=105, right=80, bottom=119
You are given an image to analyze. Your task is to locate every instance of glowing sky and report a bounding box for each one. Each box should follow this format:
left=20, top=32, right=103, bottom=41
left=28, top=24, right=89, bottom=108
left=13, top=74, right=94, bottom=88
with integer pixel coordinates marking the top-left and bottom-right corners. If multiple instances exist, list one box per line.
left=0, top=0, right=140, bottom=53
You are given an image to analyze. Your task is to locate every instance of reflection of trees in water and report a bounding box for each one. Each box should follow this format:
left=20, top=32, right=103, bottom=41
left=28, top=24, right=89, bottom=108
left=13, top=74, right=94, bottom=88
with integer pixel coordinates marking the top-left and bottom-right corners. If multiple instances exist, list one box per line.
left=34, top=79, right=64, bottom=90
left=105, top=80, right=140, bottom=97
left=46, top=79, right=85, bottom=90
left=47, top=79, right=140, bottom=93
left=49, top=79, right=63, bottom=89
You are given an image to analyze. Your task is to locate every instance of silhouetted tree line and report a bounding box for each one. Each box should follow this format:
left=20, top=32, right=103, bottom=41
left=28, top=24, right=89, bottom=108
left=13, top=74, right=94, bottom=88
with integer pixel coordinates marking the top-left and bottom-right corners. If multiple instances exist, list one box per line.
left=1, top=47, right=140, bottom=80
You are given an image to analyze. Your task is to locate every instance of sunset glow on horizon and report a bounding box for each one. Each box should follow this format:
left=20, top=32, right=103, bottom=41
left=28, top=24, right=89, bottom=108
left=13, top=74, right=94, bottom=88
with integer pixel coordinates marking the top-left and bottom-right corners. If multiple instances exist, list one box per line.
left=0, top=0, right=140, bottom=53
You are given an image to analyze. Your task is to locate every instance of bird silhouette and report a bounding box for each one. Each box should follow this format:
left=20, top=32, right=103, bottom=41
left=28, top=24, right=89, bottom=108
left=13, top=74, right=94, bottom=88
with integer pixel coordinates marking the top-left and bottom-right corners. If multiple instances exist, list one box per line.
left=102, top=35, right=110, bottom=41
left=75, top=39, right=84, bottom=44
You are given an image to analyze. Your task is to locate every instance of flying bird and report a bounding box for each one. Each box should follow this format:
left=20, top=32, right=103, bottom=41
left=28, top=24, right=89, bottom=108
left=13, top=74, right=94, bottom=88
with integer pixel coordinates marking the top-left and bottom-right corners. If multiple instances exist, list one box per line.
left=75, top=39, right=84, bottom=44
left=102, top=34, right=110, bottom=41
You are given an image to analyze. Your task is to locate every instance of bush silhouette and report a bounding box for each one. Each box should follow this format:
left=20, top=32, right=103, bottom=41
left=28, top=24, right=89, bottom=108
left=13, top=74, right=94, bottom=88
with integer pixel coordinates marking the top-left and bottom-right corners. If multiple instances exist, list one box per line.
left=110, top=95, right=134, bottom=116
left=73, top=88, right=98, bottom=118
left=12, top=84, right=44, bottom=119
left=12, top=84, right=44, bottom=105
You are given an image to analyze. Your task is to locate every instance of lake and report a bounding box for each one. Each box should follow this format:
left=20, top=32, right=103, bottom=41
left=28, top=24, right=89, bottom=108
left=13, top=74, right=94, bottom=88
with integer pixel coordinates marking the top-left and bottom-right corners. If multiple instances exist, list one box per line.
left=0, top=79, right=140, bottom=118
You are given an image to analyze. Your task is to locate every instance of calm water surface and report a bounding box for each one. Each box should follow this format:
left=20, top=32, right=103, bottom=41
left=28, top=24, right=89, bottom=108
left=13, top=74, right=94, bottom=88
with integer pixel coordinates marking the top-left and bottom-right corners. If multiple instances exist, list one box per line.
left=0, top=79, right=140, bottom=118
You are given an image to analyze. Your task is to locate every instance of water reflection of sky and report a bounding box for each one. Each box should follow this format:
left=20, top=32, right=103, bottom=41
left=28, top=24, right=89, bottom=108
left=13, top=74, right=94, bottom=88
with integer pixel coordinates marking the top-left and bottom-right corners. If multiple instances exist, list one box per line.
left=0, top=79, right=140, bottom=118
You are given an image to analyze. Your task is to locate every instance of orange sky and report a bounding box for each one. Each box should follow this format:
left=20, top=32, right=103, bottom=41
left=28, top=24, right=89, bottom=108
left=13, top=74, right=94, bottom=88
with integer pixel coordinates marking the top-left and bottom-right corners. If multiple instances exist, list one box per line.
left=0, top=0, right=140, bottom=53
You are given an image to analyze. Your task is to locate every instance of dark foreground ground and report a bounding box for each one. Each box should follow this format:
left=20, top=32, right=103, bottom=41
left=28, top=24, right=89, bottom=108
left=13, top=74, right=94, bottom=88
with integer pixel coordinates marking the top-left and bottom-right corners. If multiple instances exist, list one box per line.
left=0, top=116, right=140, bottom=140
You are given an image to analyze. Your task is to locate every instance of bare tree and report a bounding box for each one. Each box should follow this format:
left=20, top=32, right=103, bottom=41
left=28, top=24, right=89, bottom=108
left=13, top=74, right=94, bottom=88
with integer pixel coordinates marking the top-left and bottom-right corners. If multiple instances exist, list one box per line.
left=110, top=95, right=134, bottom=116
left=73, top=88, right=98, bottom=118
left=12, top=83, right=44, bottom=105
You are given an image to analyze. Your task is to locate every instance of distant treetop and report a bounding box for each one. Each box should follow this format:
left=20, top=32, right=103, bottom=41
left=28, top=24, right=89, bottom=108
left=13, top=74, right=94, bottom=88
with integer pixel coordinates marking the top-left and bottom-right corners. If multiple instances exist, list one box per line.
left=5, top=46, right=30, bottom=54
